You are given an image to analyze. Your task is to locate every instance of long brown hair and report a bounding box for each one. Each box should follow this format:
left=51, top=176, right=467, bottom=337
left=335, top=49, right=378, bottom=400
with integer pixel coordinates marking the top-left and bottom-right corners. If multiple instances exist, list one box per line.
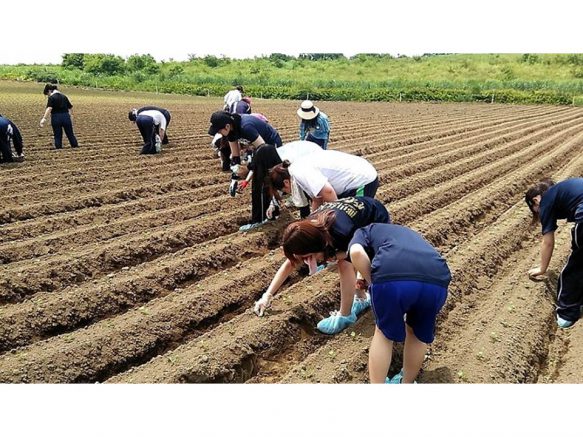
left=282, top=209, right=337, bottom=265
left=267, top=160, right=292, bottom=199
left=525, top=178, right=555, bottom=222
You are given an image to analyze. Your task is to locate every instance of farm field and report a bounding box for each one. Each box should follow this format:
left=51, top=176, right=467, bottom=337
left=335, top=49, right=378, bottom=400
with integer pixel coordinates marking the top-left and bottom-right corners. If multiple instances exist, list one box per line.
left=1, top=80, right=582, bottom=383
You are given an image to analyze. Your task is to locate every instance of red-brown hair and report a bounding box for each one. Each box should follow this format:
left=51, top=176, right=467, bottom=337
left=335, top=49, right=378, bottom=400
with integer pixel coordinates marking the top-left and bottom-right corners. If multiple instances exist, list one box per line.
left=282, top=210, right=337, bottom=265
left=267, top=160, right=292, bottom=199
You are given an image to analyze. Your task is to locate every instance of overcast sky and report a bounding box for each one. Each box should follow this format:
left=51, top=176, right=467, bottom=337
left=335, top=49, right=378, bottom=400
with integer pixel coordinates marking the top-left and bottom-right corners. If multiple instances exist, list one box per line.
left=3, top=0, right=581, bottom=64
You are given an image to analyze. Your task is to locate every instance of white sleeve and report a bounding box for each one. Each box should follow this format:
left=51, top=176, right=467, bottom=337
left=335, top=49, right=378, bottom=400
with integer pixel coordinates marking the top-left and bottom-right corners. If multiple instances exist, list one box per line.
left=291, top=165, right=327, bottom=199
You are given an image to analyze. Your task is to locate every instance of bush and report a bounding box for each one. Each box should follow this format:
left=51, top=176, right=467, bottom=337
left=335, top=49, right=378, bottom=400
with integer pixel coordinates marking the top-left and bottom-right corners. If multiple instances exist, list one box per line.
left=84, top=54, right=126, bottom=76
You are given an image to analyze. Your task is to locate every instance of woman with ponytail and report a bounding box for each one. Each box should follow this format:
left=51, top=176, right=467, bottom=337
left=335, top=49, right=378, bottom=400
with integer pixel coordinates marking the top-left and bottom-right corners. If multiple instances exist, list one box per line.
left=254, top=196, right=390, bottom=335
left=525, top=177, right=583, bottom=329
left=267, top=149, right=379, bottom=215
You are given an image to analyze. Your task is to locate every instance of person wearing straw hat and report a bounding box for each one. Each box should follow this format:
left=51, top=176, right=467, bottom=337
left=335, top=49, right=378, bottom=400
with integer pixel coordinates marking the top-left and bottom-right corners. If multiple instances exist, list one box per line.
left=297, top=100, right=330, bottom=150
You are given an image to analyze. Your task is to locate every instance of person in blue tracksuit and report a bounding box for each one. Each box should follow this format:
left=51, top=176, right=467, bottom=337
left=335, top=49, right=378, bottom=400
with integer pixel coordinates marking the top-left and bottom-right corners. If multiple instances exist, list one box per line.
left=348, top=223, right=451, bottom=383
left=40, top=84, right=79, bottom=149
left=297, top=100, right=330, bottom=150
left=525, top=178, right=583, bottom=329
left=254, top=197, right=391, bottom=335
left=0, top=115, right=24, bottom=163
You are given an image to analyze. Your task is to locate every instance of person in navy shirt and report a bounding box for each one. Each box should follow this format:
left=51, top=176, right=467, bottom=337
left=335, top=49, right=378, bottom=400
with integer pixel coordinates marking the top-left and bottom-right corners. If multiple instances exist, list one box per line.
left=254, top=197, right=391, bottom=335
left=348, top=223, right=450, bottom=383
left=0, top=115, right=24, bottom=163
left=40, top=84, right=79, bottom=149
left=525, top=178, right=583, bottom=328
left=208, top=111, right=282, bottom=167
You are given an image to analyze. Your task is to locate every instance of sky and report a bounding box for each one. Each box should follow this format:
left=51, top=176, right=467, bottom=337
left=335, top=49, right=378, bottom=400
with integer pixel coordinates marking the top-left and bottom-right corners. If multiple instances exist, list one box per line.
left=3, top=0, right=582, bottom=64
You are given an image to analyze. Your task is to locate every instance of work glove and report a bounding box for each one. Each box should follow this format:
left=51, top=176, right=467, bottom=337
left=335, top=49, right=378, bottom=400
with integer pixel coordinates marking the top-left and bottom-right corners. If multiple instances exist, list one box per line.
left=266, top=200, right=280, bottom=220
left=254, top=291, right=272, bottom=316
left=238, top=180, right=249, bottom=190
left=40, top=118, right=46, bottom=127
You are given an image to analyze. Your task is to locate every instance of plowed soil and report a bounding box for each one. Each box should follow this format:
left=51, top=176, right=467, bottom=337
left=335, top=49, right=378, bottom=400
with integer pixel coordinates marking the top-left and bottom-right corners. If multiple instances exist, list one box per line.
left=1, top=80, right=582, bottom=383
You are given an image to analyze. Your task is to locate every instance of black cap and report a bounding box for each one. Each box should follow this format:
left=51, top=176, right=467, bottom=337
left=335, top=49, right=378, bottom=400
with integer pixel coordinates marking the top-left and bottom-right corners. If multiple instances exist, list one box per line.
left=208, top=111, right=233, bottom=136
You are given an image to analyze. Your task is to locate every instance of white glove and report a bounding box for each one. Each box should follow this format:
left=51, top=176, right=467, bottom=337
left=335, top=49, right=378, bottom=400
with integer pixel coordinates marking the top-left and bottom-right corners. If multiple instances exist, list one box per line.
left=266, top=199, right=279, bottom=219
left=254, top=291, right=272, bottom=316
left=40, top=118, right=46, bottom=127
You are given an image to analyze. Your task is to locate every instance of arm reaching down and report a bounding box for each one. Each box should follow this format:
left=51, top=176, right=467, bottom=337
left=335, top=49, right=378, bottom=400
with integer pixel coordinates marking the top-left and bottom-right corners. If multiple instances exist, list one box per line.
left=254, top=258, right=295, bottom=316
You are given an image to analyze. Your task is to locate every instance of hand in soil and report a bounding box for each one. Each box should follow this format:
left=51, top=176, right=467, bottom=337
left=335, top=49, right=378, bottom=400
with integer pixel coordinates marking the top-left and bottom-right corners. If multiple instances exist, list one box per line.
left=254, top=292, right=272, bottom=316
left=528, top=267, right=546, bottom=281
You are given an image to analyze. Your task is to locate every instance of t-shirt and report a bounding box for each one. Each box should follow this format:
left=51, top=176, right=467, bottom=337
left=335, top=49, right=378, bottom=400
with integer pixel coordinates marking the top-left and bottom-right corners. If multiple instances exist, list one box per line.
left=348, top=223, right=451, bottom=287
left=224, top=89, right=242, bottom=108
left=233, top=100, right=251, bottom=114
left=290, top=150, right=377, bottom=199
left=46, top=91, right=73, bottom=114
left=228, top=114, right=282, bottom=147
left=138, top=110, right=167, bottom=130
left=276, top=140, right=324, bottom=163
left=138, top=106, right=171, bottom=124
left=539, top=178, right=583, bottom=235
left=312, top=197, right=390, bottom=252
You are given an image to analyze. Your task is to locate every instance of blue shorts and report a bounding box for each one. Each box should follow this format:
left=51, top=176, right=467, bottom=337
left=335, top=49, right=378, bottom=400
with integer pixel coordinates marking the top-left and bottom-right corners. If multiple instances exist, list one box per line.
left=370, top=280, right=448, bottom=344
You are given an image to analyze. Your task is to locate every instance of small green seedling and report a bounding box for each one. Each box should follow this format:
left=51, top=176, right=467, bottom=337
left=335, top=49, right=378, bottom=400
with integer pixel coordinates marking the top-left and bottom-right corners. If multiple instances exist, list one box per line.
left=490, top=331, right=500, bottom=342
left=138, top=306, right=149, bottom=315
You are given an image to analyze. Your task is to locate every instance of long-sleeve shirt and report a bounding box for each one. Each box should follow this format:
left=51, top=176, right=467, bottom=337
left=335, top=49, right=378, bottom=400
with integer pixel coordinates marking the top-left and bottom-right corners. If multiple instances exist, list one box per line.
left=299, top=112, right=330, bottom=149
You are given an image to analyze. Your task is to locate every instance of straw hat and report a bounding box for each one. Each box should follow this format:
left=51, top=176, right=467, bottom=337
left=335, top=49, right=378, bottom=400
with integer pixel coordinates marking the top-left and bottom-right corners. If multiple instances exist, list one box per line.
left=297, top=100, right=320, bottom=120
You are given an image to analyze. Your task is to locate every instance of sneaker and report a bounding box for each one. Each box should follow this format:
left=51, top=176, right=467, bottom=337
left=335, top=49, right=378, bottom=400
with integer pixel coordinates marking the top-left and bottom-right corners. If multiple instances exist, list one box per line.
left=351, top=292, right=371, bottom=316
left=316, top=311, right=356, bottom=334
left=557, top=315, right=575, bottom=329
left=239, top=221, right=267, bottom=232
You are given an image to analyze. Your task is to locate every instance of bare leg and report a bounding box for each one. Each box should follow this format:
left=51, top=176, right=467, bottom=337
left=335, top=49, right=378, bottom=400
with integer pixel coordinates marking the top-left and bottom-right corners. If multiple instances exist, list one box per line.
left=402, top=324, right=427, bottom=383
left=337, top=259, right=357, bottom=316
left=369, top=326, right=393, bottom=383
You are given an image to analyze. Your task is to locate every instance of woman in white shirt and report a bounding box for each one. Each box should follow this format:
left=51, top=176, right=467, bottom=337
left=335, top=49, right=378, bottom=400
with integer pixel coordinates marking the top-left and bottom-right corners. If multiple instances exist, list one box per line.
left=267, top=149, right=379, bottom=213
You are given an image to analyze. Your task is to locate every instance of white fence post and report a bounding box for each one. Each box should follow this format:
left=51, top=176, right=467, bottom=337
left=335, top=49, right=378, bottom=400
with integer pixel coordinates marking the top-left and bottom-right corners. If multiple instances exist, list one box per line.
left=399, top=93, right=402, bottom=102
left=491, top=94, right=495, bottom=104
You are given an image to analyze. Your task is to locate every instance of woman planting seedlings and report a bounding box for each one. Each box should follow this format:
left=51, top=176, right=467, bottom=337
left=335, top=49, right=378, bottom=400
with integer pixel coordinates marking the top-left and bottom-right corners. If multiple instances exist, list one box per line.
left=347, top=223, right=451, bottom=383
left=254, top=197, right=390, bottom=334
left=266, top=149, right=378, bottom=216
left=525, top=177, right=583, bottom=329
left=297, top=100, right=330, bottom=150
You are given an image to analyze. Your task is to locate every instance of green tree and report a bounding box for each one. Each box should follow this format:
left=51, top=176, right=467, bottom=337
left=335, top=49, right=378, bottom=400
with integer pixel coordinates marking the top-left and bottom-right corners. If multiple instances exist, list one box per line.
left=127, top=54, right=160, bottom=74
left=62, top=53, right=85, bottom=70
left=84, top=54, right=126, bottom=76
